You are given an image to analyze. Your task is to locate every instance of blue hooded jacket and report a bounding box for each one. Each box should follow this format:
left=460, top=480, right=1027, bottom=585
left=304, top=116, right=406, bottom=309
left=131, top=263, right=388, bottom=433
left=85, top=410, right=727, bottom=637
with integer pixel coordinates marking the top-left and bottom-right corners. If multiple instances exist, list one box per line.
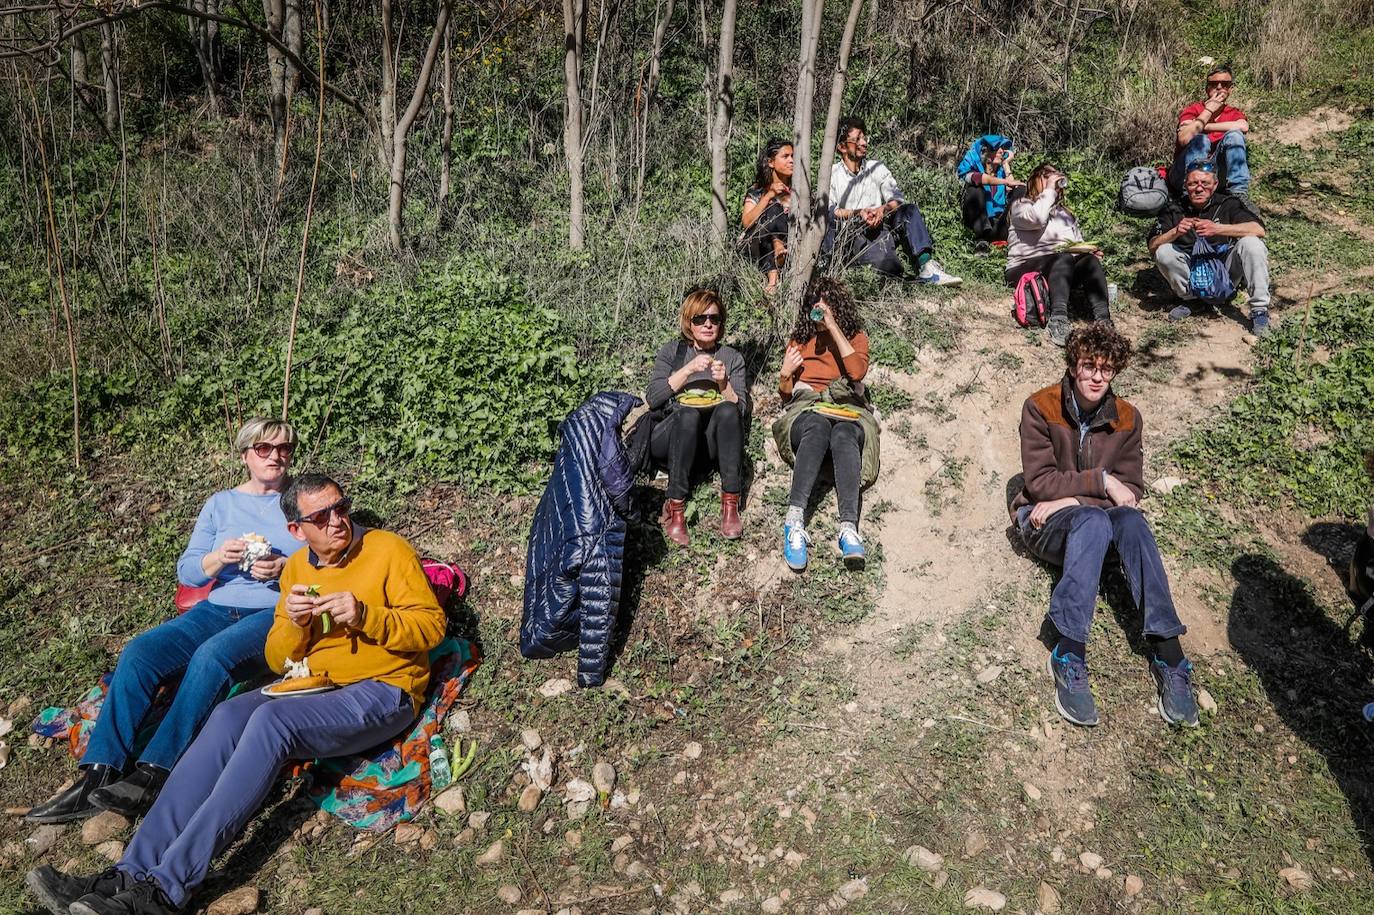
left=957, top=134, right=1014, bottom=219
left=520, top=391, right=640, bottom=688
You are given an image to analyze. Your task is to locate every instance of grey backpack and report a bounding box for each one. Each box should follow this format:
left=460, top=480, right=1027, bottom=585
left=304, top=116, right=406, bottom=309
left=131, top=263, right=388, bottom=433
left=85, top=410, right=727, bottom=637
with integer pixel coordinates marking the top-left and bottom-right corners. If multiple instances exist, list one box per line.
left=1118, top=166, right=1170, bottom=217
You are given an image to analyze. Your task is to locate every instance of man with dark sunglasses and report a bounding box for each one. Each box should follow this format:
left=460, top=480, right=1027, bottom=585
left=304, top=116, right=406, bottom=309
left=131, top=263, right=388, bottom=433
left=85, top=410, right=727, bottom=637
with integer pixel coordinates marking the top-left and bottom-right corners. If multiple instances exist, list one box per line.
left=1170, top=65, right=1251, bottom=200
left=29, top=473, right=445, bottom=915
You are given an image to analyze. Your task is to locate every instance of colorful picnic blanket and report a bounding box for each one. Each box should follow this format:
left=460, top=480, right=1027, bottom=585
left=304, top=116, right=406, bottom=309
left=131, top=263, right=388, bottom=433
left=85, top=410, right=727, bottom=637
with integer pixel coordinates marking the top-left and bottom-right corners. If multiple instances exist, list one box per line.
left=31, top=637, right=481, bottom=833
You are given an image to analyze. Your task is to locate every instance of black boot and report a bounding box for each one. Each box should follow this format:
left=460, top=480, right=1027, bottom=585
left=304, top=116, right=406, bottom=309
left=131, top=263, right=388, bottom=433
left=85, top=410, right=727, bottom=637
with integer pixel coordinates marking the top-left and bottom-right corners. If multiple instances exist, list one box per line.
left=26, top=865, right=131, bottom=915
left=25, top=765, right=121, bottom=824
left=71, top=876, right=182, bottom=915
left=91, top=763, right=169, bottom=818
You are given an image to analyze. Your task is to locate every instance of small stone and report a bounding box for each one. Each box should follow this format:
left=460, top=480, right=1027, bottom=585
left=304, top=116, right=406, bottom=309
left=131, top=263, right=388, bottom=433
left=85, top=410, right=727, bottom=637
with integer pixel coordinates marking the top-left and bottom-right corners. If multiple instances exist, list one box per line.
left=1079, top=851, right=1103, bottom=870
left=1096, top=866, right=1113, bottom=880
left=469, top=811, right=491, bottom=831
left=1198, top=689, right=1218, bottom=714
left=454, top=828, right=475, bottom=847
left=539, top=678, right=574, bottom=698
left=964, top=832, right=988, bottom=857
left=975, top=665, right=1004, bottom=684
left=434, top=786, right=466, bottom=815
left=304, top=909, right=324, bottom=915
left=419, top=829, right=438, bottom=851
left=903, top=845, right=944, bottom=872
left=1151, top=476, right=1187, bottom=494
left=784, top=850, right=807, bottom=867
left=933, top=871, right=950, bottom=890
left=94, top=840, right=125, bottom=862
left=206, top=885, right=260, bottom=915
left=81, top=811, right=130, bottom=845
left=476, top=839, right=506, bottom=866
left=518, top=785, right=542, bottom=813
left=611, top=835, right=634, bottom=854
left=719, top=888, right=745, bottom=904
left=625, top=860, right=646, bottom=878
left=762, top=896, right=783, bottom=914
left=672, top=770, right=687, bottom=785
left=393, top=823, right=424, bottom=845
left=1023, top=782, right=1042, bottom=802
left=1124, top=874, right=1144, bottom=896
left=602, top=678, right=631, bottom=699
left=592, top=761, right=616, bottom=795
left=1036, top=880, right=1061, bottom=913
left=448, top=709, right=472, bottom=733
left=962, top=886, right=1007, bottom=910
left=1279, top=866, right=1313, bottom=891
left=520, top=729, right=543, bottom=751
left=497, top=885, right=522, bottom=904
left=1254, top=723, right=1265, bottom=734
left=8, top=696, right=31, bottom=717
left=835, top=877, right=868, bottom=902
left=565, top=830, right=583, bottom=849
left=684, top=741, right=703, bottom=760
left=26, top=824, right=64, bottom=856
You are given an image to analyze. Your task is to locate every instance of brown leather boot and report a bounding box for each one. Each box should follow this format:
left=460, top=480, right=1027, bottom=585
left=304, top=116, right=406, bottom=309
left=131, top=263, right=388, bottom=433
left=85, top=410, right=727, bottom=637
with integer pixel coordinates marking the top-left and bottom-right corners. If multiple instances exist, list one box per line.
left=660, top=498, right=689, bottom=546
left=720, top=491, right=743, bottom=539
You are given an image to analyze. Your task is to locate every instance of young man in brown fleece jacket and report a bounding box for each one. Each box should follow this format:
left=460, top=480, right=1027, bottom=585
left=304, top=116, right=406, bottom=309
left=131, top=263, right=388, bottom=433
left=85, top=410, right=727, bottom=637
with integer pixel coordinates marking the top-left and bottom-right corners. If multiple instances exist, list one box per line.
left=1012, top=323, right=1199, bottom=728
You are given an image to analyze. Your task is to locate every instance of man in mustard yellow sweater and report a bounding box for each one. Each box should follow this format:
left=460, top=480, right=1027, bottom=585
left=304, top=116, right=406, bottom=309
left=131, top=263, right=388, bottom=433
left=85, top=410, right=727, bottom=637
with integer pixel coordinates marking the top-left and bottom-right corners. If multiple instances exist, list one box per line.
left=28, top=473, right=445, bottom=915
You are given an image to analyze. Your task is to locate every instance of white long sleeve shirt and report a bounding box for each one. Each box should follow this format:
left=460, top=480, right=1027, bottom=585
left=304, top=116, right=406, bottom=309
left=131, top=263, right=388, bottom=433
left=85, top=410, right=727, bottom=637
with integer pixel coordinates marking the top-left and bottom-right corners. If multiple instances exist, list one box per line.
left=829, top=158, right=903, bottom=212
left=1007, top=189, right=1084, bottom=271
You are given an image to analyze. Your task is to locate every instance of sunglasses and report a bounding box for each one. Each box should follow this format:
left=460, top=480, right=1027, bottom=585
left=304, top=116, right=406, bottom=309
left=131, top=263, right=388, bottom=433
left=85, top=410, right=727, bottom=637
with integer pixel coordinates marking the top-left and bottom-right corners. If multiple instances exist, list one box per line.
left=249, top=441, right=295, bottom=459
left=295, top=496, right=352, bottom=527
left=691, top=313, right=723, bottom=326
left=1207, top=79, right=1233, bottom=88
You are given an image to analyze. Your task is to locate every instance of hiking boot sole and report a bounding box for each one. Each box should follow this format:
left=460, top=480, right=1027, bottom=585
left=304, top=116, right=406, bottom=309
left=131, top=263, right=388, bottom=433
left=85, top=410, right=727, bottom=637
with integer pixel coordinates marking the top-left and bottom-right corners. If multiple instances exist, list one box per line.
left=1046, top=654, right=1099, bottom=727
left=1156, top=695, right=1200, bottom=728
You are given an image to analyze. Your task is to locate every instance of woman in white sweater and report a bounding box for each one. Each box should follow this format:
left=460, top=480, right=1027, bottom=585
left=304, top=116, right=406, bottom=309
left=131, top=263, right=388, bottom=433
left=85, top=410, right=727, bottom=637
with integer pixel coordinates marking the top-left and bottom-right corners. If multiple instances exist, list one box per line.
left=1006, top=162, right=1111, bottom=345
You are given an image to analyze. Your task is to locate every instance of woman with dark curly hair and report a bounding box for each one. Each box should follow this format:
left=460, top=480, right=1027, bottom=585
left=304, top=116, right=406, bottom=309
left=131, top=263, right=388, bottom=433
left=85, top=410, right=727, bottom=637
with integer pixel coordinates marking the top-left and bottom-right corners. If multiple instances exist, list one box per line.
left=1011, top=322, right=1199, bottom=729
left=741, top=138, right=794, bottom=294
left=772, top=277, right=880, bottom=572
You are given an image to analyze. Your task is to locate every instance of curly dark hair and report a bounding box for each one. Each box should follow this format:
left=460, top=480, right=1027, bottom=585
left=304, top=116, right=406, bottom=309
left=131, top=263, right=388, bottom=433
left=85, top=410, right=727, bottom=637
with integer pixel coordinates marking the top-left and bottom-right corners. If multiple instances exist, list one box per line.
left=790, top=276, right=862, bottom=344
left=751, top=137, right=792, bottom=191
left=1064, top=321, right=1132, bottom=374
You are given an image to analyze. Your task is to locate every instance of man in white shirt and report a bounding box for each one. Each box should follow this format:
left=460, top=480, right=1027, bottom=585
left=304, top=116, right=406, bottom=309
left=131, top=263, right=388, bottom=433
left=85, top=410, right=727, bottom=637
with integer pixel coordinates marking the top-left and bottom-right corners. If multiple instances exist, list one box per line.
left=826, top=116, right=961, bottom=286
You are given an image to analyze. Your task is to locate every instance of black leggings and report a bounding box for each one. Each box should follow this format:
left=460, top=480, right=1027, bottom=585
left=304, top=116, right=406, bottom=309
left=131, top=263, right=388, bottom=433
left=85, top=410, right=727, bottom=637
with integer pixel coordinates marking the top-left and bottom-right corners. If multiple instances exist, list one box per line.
left=742, top=202, right=789, bottom=274
left=1005, top=253, right=1110, bottom=321
left=960, top=185, right=1016, bottom=242
left=788, top=411, right=864, bottom=524
left=650, top=401, right=744, bottom=499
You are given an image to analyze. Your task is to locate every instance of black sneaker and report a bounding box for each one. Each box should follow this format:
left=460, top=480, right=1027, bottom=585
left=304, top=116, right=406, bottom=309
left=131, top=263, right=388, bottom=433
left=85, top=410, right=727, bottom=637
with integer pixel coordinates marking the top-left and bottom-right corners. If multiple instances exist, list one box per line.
left=1150, top=657, right=1201, bottom=727
left=974, top=239, right=991, bottom=258
left=71, top=877, right=181, bottom=915
left=25, top=765, right=121, bottom=824
left=26, top=865, right=130, bottom=915
left=91, top=764, right=169, bottom=818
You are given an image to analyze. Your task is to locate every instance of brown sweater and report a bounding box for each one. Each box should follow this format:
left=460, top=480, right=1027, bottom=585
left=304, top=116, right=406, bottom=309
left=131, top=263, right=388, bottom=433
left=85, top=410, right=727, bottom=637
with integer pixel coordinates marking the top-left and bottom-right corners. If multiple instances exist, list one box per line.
left=1011, top=377, right=1144, bottom=517
left=779, top=330, right=870, bottom=399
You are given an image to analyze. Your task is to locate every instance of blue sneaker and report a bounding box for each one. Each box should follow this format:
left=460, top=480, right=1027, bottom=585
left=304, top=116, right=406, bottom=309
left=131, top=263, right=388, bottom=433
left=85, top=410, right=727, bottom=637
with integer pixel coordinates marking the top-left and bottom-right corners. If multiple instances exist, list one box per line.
left=783, top=522, right=811, bottom=572
left=1250, top=310, right=1271, bottom=337
left=1150, top=657, right=1200, bottom=727
left=1046, top=649, right=1099, bottom=727
left=838, top=528, right=865, bottom=568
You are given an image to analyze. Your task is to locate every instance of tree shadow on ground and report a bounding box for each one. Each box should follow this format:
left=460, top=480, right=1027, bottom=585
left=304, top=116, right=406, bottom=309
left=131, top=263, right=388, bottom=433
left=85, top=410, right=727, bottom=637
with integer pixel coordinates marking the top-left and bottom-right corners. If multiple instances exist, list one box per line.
left=1227, top=551, right=1374, bottom=866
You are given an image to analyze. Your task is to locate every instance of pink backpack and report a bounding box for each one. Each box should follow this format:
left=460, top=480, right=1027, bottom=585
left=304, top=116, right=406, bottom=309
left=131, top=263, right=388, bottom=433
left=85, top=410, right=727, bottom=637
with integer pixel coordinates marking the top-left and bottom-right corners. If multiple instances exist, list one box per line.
left=421, top=558, right=469, bottom=609
left=1013, top=272, right=1050, bottom=327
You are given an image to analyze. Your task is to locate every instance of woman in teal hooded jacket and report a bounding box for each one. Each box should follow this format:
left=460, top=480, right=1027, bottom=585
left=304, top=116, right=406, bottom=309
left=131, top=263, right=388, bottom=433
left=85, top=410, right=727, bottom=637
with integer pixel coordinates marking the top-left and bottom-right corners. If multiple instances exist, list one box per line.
left=958, top=134, right=1025, bottom=251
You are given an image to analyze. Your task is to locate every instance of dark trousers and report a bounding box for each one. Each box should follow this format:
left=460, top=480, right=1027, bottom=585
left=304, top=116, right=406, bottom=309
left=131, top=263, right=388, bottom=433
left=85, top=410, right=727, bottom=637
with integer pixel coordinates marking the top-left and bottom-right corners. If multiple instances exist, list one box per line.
left=823, top=202, right=933, bottom=277
left=788, top=411, right=864, bottom=523
left=1006, top=253, right=1110, bottom=321
left=959, top=185, right=1021, bottom=242
left=1017, top=504, right=1186, bottom=645
left=650, top=401, right=744, bottom=499
left=742, top=202, right=789, bottom=274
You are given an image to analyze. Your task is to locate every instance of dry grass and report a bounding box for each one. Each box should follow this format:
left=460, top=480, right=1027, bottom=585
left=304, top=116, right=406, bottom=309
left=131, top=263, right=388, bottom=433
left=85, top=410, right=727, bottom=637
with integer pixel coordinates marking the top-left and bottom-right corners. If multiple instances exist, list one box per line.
left=1253, top=0, right=1324, bottom=91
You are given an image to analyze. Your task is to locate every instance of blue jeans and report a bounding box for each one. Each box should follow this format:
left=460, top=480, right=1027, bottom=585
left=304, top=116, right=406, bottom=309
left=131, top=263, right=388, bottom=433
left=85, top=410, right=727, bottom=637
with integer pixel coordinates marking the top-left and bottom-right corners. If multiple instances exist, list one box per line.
left=1170, top=130, right=1250, bottom=195
left=1018, top=505, right=1186, bottom=645
left=118, top=680, right=413, bottom=905
left=823, top=202, right=934, bottom=277
left=81, top=601, right=274, bottom=772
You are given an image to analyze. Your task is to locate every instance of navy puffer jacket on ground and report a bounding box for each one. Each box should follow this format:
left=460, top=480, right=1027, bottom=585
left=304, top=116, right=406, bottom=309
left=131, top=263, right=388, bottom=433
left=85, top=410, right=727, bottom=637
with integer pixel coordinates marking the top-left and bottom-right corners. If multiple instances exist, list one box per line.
left=520, top=391, right=641, bottom=687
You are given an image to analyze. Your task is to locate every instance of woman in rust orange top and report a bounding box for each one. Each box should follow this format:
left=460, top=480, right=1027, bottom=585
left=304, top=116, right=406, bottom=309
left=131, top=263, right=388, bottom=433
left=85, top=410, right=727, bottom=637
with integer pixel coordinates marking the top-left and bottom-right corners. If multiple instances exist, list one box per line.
left=777, top=277, right=870, bottom=571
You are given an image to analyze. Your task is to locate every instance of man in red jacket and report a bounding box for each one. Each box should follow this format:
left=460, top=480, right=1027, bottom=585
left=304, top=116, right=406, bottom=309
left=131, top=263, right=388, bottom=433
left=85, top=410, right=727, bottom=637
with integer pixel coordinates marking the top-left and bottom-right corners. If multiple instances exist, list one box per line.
left=1012, top=323, right=1199, bottom=728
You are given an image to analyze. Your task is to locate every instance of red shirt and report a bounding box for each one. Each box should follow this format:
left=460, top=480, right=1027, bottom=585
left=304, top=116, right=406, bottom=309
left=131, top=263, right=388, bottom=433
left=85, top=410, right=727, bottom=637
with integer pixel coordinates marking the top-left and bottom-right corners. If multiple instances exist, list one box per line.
left=1177, top=101, right=1247, bottom=149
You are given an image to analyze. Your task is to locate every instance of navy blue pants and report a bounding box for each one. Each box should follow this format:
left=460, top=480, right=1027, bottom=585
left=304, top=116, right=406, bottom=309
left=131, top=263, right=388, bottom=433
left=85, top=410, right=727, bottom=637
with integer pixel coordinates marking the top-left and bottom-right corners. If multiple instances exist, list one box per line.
left=823, top=202, right=933, bottom=277
left=1017, top=504, right=1186, bottom=644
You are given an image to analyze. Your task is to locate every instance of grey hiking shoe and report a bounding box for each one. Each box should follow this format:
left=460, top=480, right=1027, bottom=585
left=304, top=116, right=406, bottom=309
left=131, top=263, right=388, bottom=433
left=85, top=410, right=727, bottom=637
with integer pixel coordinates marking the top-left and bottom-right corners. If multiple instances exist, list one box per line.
left=1047, top=649, right=1099, bottom=727
left=1047, top=316, right=1071, bottom=347
left=1150, top=657, right=1200, bottom=727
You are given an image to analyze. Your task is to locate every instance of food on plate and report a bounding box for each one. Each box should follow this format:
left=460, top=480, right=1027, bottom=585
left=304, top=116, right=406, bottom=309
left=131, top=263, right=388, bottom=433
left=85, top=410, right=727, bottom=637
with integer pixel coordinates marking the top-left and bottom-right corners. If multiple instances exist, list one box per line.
left=811, top=402, right=862, bottom=420
left=677, top=388, right=723, bottom=407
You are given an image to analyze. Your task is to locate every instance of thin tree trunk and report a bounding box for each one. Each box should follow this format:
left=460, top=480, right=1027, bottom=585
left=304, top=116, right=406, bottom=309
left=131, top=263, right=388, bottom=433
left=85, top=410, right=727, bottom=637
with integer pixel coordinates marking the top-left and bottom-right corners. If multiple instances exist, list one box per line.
left=785, top=0, right=823, bottom=312
left=635, top=0, right=673, bottom=203
left=189, top=0, right=222, bottom=114
left=100, top=23, right=118, bottom=134
left=387, top=1, right=450, bottom=254
left=439, top=20, right=453, bottom=205
left=563, top=0, right=587, bottom=250
left=708, top=0, right=738, bottom=250
left=379, top=0, right=396, bottom=171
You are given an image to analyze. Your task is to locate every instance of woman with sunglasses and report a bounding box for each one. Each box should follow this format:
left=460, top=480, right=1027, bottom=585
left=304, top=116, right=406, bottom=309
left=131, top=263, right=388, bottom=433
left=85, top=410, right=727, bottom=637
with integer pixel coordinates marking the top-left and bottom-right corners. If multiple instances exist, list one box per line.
left=26, top=418, right=303, bottom=826
left=646, top=288, right=749, bottom=546
left=1007, top=162, right=1111, bottom=347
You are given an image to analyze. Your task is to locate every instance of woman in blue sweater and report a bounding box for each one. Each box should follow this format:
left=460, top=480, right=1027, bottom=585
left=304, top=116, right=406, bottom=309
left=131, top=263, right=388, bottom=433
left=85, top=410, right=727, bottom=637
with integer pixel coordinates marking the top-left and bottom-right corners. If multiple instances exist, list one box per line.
left=26, top=419, right=302, bottom=825
left=957, top=134, right=1025, bottom=254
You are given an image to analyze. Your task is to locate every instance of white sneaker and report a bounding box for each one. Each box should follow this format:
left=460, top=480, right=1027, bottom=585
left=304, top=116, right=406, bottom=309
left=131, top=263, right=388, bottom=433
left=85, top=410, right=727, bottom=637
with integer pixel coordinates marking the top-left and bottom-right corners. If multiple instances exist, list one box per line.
left=917, top=258, right=962, bottom=286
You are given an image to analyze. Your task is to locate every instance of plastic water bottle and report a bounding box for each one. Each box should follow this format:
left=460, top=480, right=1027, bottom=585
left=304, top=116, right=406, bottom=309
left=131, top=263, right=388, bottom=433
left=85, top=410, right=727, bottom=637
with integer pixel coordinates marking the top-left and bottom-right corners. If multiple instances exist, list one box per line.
left=429, top=735, right=453, bottom=790
left=1108, top=283, right=1119, bottom=306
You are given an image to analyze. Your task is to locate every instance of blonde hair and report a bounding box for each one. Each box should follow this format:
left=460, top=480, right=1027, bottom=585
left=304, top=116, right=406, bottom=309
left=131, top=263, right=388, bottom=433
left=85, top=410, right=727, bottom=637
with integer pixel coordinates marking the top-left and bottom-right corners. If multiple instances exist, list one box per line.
left=678, top=288, right=726, bottom=342
left=234, top=417, right=298, bottom=453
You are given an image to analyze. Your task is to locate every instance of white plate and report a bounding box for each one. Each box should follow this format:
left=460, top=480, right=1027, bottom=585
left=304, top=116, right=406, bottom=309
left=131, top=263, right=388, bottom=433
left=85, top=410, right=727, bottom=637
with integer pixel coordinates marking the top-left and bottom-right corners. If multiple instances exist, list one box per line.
left=261, top=683, right=336, bottom=697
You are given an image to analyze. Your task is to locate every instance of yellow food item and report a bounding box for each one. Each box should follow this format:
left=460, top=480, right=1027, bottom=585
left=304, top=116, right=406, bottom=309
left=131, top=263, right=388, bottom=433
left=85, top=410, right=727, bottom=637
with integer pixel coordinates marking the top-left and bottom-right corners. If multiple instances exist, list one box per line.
left=813, top=403, right=861, bottom=419
left=265, top=674, right=335, bottom=694
left=677, top=389, right=722, bottom=407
